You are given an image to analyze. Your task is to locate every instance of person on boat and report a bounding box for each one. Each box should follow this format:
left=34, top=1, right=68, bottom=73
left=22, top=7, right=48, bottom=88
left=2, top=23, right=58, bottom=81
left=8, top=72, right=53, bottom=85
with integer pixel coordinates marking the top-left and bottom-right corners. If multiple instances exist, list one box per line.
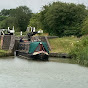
left=20, top=38, right=24, bottom=42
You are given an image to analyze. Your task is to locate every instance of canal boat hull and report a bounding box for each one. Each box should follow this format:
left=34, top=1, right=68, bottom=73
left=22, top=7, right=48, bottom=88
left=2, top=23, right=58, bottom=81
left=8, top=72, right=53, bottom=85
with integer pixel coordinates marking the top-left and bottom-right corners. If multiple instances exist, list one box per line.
left=16, top=51, right=49, bottom=61
left=31, top=51, right=49, bottom=61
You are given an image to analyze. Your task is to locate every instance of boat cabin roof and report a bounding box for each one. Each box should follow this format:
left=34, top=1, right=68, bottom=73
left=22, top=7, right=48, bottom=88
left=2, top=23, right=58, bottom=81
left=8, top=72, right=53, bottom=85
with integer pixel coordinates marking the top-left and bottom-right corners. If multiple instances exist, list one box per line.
left=29, top=42, right=49, bottom=54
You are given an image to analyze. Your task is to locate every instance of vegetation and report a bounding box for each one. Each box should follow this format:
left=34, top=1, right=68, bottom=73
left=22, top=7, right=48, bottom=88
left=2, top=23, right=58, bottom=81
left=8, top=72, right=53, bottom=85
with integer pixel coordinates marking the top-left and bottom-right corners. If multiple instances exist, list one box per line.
left=49, top=36, right=88, bottom=67
left=69, top=36, right=88, bottom=66
left=0, top=6, right=32, bottom=32
left=49, top=36, right=78, bottom=53
left=0, top=2, right=88, bottom=37
left=29, top=13, right=42, bottom=30
left=39, top=2, right=88, bottom=37
left=81, top=16, right=88, bottom=35
left=0, top=50, right=13, bottom=57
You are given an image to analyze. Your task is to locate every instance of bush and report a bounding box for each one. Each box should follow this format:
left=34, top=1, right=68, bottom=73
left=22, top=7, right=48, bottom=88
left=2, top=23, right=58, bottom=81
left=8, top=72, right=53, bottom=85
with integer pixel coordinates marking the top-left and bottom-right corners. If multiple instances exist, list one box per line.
left=70, top=36, right=88, bottom=66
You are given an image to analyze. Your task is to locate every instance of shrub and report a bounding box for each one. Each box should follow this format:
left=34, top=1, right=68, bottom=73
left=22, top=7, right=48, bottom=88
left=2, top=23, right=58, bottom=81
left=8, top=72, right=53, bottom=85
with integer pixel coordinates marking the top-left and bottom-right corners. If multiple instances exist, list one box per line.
left=70, top=36, right=88, bottom=66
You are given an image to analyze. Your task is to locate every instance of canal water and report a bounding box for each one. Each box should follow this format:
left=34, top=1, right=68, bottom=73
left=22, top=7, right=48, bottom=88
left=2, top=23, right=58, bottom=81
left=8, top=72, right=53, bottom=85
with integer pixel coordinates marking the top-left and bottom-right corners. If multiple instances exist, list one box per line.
left=0, top=56, right=88, bottom=88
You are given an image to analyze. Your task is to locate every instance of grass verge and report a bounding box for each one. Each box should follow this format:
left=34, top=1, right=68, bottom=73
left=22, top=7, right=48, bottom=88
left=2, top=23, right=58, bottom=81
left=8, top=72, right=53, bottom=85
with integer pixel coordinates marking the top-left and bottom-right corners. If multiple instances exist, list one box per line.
left=48, top=36, right=79, bottom=53
left=0, top=50, right=13, bottom=57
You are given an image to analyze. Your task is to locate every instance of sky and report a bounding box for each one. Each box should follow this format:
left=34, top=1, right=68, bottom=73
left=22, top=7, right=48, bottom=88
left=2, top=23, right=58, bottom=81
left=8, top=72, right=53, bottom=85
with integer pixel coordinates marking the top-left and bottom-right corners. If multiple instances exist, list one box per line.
left=0, top=0, right=88, bottom=13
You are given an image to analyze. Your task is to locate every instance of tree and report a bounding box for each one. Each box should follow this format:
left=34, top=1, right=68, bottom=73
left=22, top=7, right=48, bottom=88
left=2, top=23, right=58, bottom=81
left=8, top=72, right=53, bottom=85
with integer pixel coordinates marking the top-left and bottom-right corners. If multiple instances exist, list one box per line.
left=29, top=13, right=42, bottom=30
left=0, top=17, right=19, bottom=30
left=10, top=6, right=32, bottom=31
left=81, top=16, right=88, bottom=35
left=0, top=6, right=32, bottom=32
left=0, top=9, right=10, bottom=16
left=40, top=2, right=87, bottom=37
left=0, top=16, right=7, bottom=21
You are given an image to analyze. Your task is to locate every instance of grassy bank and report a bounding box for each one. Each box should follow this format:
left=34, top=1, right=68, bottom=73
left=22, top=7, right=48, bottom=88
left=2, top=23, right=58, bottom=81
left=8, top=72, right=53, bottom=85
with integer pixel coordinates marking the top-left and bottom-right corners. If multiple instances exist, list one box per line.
left=0, top=50, right=13, bottom=57
left=49, top=36, right=88, bottom=67
left=49, top=36, right=79, bottom=53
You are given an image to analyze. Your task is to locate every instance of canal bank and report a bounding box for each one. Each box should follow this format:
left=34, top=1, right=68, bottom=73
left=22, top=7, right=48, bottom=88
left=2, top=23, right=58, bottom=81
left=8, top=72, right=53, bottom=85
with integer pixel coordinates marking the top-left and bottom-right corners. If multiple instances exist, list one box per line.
left=0, top=35, right=72, bottom=59
left=0, top=35, right=15, bottom=57
left=0, top=35, right=70, bottom=59
left=0, top=50, right=14, bottom=57
left=49, top=53, right=70, bottom=58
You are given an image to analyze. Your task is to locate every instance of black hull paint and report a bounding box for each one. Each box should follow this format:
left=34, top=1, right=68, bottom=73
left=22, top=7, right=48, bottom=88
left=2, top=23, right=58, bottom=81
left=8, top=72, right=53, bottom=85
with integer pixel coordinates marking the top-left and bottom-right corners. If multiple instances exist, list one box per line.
left=31, top=54, right=49, bottom=61
left=16, top=51, right=49, bottom=61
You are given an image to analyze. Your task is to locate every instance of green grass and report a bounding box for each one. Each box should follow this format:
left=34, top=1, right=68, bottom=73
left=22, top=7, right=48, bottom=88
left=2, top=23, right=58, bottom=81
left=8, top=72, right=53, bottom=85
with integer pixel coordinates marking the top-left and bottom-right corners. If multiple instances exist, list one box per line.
left=0, top=50, right=13, bottom=57
left=49, top=36, right=79, bottom=53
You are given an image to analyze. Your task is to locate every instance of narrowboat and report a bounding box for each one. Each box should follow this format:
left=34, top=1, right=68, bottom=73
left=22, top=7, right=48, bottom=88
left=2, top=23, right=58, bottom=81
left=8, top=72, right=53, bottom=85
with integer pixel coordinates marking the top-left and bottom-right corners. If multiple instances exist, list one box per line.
left=29, top=41, right=49, bottom=61
left=16, top=41, right=49, bottom=61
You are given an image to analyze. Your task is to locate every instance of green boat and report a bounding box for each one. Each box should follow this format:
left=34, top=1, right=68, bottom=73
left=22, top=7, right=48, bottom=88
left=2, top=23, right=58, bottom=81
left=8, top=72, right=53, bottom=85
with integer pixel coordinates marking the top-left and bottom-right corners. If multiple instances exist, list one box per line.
left=29, top=41, right=49, bottom=61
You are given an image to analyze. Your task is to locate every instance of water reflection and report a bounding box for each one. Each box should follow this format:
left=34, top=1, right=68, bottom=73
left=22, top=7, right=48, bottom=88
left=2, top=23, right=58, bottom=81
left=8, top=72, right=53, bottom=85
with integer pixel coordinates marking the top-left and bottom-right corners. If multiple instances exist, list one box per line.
left=0, top=56, right=88, bottom=88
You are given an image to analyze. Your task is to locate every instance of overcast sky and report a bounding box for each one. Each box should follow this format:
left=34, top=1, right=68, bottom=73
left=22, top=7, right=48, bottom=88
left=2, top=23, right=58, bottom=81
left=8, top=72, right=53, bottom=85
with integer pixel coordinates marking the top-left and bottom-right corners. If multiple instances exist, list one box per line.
left=0, top=0, right=88, bottom=13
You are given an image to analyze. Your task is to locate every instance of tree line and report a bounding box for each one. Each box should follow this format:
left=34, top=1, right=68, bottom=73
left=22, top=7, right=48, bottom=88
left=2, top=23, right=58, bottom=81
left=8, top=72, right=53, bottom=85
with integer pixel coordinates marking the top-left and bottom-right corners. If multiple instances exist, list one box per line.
left=0, top=6, right=32, bottom=32
left=0, top=1, right=88, bottom=37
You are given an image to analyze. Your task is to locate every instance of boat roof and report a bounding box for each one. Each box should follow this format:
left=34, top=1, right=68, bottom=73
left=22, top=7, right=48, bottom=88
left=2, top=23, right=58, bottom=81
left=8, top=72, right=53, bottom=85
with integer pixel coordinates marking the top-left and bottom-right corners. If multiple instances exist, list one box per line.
left=29, top=41, right=49, bottom=54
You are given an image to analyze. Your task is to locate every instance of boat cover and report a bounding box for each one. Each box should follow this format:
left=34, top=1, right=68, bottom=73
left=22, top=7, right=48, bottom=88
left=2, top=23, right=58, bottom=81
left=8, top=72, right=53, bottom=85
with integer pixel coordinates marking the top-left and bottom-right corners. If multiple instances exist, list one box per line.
left=29, top=42, right=49, bottom=54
